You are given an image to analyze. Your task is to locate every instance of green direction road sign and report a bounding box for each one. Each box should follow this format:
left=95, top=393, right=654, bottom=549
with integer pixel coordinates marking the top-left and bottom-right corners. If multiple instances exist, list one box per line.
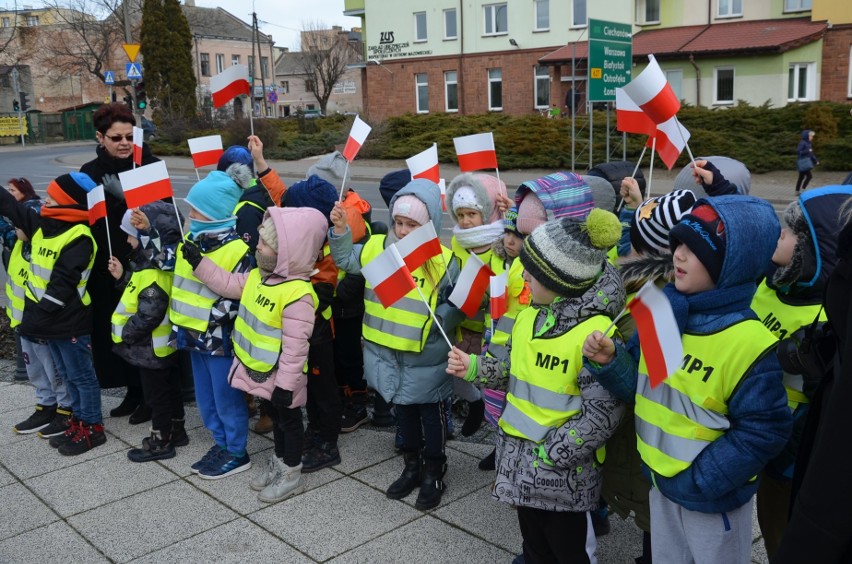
left=588, top=19, right=632, bottom=102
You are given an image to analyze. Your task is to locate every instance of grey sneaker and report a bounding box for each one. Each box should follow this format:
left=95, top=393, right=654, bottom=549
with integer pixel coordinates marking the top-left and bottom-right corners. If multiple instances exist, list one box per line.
left=258, top=461, right=304, bottom=503
left=250, top=453, right=277, bottom=492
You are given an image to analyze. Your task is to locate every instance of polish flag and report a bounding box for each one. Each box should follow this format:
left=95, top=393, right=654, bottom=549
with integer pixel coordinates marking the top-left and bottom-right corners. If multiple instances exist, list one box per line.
left=118, top=160, right=173, bottom=209
left=362, top=244, right=417, bottom=308
left=449, top=253, right=495, bottom=318
left=394, top=221, right=442, bottom=272
left=406, top=143, right=440, bottom=183
left=622, top=55, right=681, bottom=125
left=628, top=281, right=683, bottom=388
left=615, top=88, right=657, bottom=136
left=490, top=271, right=508, bottom=320
left=438, top=178, right=447, bottom=212
left=342, top=115, right=372, bottom=161
left=132, top=126, right=144, bottom=166
left=211, top=64, right=251, bottom=108
left=188, top=135, right=224, bottom=169
left=651, top=117, right=691, bottom=170
left=87, top=184, right=107, bottom=226
left=454, top=132, right=498, bottom=172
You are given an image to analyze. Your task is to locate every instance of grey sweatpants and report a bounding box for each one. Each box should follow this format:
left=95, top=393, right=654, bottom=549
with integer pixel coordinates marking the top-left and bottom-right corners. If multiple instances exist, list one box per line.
left=649, top=486, right=753, bottom=564
left=22, top=336, right=69, bottom=407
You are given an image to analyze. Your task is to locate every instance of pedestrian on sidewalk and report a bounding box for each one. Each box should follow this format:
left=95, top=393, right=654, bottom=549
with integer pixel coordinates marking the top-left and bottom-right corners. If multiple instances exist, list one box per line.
left=795, top=130, right=818, bottom=194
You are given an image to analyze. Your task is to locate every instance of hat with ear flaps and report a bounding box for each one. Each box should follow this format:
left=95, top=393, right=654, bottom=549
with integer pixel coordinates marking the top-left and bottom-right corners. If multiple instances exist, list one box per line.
left=772, top=199, right=816, bottom=288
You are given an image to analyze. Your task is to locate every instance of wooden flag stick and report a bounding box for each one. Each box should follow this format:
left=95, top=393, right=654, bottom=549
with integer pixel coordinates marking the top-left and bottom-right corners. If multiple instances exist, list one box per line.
left=647, top=136, right=657, bottom=200
left=615, top=144, right=648, bottom=213
left=601, top=306, right=628, bottom=338
left=339, top=160, right=351, bottom=202
left=171, top=199, right=185, bottom=240
left=103, top=212, right=113, bottom=258
left=248, top=95, right=255, bottom=136
left=674, top=115, right=697, bottom=168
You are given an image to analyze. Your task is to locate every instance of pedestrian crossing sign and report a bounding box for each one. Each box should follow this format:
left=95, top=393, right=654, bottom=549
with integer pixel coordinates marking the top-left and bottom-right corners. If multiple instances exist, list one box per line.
left=104, top=71, right=115, bottom=85
left=125, top=63, right=142, bottom=80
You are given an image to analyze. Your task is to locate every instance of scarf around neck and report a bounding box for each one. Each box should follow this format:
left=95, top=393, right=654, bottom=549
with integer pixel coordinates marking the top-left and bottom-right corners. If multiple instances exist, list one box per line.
left=453, top=220, right=505, bottom=250
left=662, top=282, right=757, bottom=333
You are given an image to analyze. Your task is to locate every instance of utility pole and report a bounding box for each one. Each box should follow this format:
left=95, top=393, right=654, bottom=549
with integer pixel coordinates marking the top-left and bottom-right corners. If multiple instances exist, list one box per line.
left=253, top=11, right=268, bottom=117
left=10, top=67, right=25, bottom=148
left=123, top=0, right=140, bottom=121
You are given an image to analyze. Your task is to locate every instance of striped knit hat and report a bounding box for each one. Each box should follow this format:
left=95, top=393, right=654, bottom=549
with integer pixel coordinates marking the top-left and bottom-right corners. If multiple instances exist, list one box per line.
left=631, top=189, right=696, bottom=255
left=515, top=172, right=593, bottom=235
left=520, top=208, right=622, bottom=297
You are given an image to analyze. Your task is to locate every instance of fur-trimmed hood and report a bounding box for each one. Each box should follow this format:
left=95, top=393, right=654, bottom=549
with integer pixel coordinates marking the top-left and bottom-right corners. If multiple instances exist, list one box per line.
left=446, top=172, right=505, bottom=225
left=619, top=253, right=675, bottom=295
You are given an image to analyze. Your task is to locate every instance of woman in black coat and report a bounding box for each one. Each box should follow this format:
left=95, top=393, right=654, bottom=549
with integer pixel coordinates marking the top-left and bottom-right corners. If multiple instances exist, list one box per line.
left=79, top=103, right=160, bottom=422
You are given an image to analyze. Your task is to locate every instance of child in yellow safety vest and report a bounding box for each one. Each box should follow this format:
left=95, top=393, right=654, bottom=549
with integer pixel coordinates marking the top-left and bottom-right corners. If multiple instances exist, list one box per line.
left=329, top=178, right=463, bottom=511
left=583, top=194, right=793, bottom=564
left=192, top=206, right=328, bottom=503
left=108, top=201, right=185, bottom=463
left=447, top=209, right=626, bottom=562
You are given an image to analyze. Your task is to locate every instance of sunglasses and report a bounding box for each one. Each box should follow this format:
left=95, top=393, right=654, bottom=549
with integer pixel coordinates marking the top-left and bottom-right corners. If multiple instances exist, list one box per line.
left=105, top=134, right=134, bottom=142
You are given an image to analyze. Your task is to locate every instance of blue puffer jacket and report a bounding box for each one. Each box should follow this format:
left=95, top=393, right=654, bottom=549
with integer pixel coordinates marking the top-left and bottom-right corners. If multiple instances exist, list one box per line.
left=587, top=195, right=793, bottom=513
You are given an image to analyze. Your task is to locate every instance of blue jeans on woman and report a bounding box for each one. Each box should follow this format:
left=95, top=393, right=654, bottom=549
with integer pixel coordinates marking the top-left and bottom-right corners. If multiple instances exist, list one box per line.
left=47, top=335, right=102, bottom=424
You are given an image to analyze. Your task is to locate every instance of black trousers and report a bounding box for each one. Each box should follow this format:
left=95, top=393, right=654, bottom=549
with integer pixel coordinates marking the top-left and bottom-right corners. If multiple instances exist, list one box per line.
left=305, top=339, right=342, bottom=443
left=395, top=402, right=446, bottom=460
left=796, top=170, right=812, bottom=192
left=517, top=506, right=592, bottom=564
left=333, top=315, right=366, bottom=393
left=139, top=365, right=184, bottom=432
left=264, top=400, right=304, bottom=467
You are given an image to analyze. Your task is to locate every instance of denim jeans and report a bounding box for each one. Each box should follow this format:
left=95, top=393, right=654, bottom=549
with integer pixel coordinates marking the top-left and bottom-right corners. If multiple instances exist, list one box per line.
left=396, top=402, right=446, bottom=460
left=22, top=336, right=70, bottom=407
left=48, top=335, right=102, bottom=424
left=190, top=351, right=248, bottom=455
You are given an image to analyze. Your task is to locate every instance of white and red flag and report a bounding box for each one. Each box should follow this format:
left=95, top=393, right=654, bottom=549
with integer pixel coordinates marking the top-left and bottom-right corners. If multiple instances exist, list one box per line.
left=87, top=184, right=107, bottom=226
left=628, top=281, right=683, bottom=388
left=406, top=143, right=440, bottom=183
left=188, top=135, right=224, bottom=169
left=622, top=55, right=681, bottom=125
left=394, top=221, right=442, bottom=272
left=342, top=115, right=372, bottom=161
left=453, top=132, right=498, bottom=172
left=211, top=64, right=251, bottom=108
left=132, top=126, right=144, bottom=166
left=118, top=160, right=173, bottom=209
left=449, top=253, right=495, bottom=318
left=649, top=117, right=691, bottom=170
left=362, top=245, right=417, bottom=308
left=490, top=271, right=508, bottom=320
left=438, top=178, right=447, bottom=212
left=615, top=87, right=657, bottom=136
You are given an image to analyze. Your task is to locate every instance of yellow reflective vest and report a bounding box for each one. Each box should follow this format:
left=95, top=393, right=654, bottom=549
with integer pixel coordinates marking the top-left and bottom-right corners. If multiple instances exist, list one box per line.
left=26, top=224, right=96, bottom=307
left=486, top=259, right=530, bottom=362
left=634, top=319, right=777, bottom=478
left=5, top=240, right=29, bottom=328
left=499, top=310, right=612, bottom=442
left=169, top=239, right=249, bottom=332
left=451, top=238, right=505, bottom=334
left=232, top=270, right=317, bottom=373
left=112, top=268, right=176, bottom=358
left=751, top=279, right=826, bottom=411
left=360, top=234, right=452, bottom=353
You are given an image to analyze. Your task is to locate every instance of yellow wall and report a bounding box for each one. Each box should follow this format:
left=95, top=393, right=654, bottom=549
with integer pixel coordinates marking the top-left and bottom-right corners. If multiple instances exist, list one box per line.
left=812, top=0, right=852, bottom=24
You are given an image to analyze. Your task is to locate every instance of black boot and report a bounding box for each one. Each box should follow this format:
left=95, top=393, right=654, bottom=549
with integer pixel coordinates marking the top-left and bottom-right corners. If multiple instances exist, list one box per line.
left=478, top=447, right=496, bottom=470
left=371, top=394, right=394, bottom=427
left=386, top=450, right=421, bottom=500
left=129, top=403, right=152, bottom=425
left=461, top=399, right=485, bottom=437
left=415, top=457, right=447, bottom=510
left=128, top=429, right=176, bottom=462
left=170, top=419, right=189, bottom=447
left=110, top=388, right=142, bottom=417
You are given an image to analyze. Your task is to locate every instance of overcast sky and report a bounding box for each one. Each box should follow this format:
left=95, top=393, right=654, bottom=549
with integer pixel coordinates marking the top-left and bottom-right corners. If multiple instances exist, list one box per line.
left=193, top=0, right=361, bottom=51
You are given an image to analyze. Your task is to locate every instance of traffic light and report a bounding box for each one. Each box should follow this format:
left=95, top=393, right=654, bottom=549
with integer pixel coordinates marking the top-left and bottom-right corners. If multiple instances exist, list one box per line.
left=12, top=99, right=19, bottom=112
left=18, top=92, right=29, bottom=112
left=134, top=81, right=147, bottom=110
left=123, top=94, right=133, bottom=108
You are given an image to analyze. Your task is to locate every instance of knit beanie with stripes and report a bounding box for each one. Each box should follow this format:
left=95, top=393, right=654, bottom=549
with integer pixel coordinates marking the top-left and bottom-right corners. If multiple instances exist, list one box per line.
left=630, top=189, right=697, bottom=255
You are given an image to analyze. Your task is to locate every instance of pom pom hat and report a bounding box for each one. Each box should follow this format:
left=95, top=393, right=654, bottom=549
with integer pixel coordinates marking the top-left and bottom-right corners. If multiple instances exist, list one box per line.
left=520, top=208, right=622, bottom=297
left=631, top=189, right=697, bottom=255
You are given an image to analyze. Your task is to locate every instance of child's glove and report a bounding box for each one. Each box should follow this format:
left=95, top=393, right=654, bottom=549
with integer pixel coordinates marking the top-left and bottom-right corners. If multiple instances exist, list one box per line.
left=181, top=240, right=202, bottom=269
left=272, top=387, right=293, bottom=410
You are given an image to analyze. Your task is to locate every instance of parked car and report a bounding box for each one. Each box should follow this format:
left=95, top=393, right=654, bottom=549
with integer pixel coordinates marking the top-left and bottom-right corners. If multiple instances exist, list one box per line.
left=140, top=117, right=157, bottom=141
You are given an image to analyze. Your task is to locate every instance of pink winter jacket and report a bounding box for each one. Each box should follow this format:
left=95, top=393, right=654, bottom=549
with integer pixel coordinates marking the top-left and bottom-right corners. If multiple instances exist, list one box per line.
left=193, top=207, right=328, bottom=406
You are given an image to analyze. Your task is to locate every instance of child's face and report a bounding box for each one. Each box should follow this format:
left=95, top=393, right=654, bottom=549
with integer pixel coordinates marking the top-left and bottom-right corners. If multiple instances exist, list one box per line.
left=127, top=234, right=139, bottom=250
left=455, top=208, right=484, bottom=229
left=256, top=237, right=276, bottom=258
left=673, top=243, right=715, bottom=294
left=188, top=208, right=209, bottom=221
left=772, top=227, right=797, bottom=267
left=502, top=232, right=523, bottom=258
left=393, top=216, right=422, bottom=239
left=523, top=271, right=558, bottom=305
left=44, top=194, right=58, bottom=207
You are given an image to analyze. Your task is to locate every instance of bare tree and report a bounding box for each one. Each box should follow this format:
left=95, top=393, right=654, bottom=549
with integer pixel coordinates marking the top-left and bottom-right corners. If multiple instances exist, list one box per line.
left=0, top=3, right=22, bottom=63
left=298, top=21, right=361, bottom=115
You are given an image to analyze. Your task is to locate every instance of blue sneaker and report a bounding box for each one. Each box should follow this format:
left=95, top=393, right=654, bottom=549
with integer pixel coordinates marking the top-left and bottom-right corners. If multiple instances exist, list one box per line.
left=198, top=450, right=252, bottom=480
left=191, top=444, right=224, bottom=474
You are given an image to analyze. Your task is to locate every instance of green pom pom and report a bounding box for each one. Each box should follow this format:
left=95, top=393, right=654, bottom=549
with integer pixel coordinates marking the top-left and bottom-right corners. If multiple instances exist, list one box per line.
left=584, top=208, right=622, bottom=250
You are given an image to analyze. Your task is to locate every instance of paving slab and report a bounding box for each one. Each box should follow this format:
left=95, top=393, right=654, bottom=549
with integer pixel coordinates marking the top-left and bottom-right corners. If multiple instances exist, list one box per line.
left=249, top=477, right=421, bottom=562
left=0, top=521, right=109, bottom=564
left=334, top=428, right=399, bottom=475
left=152, top=424, right=273, bottom=478
left=0, top=482, right=59, bottom=541
left=0, top=430, right=127, bottom=480
left=27, top=449, right=179, bottom=517
left=0, top=406, right=38, bottom=447
left=433, top=484, right=523, bottom=554
left=0, top=383, right=35, bottom=414
left=68, top=480, right=238, bottom=563
left=447, top=437, right=497, bottom=460
left=0, top=464, right=14, bottom=487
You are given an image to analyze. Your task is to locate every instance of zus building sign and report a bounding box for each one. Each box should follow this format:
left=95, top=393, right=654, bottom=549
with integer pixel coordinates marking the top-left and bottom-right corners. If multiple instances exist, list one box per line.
left=368, top=31, right=433, bottom=61
left=588, top=19, right=633, bottom=102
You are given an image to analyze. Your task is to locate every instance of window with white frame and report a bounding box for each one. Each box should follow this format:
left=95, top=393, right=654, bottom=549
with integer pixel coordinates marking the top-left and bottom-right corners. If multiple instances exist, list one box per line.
left=445, top=71, right=458, bottom=112
left=1, top=17, right=9, bottom=28
left=784, top=0, right=812, bottom=12
left=26, top=15, right=38, bottom=26
left=788, top=62, right=815, bottom=101
left=714, top=67, right=734, bottom=104
left=488, top=68, right=503, bottom=110
left=232, top=55, right=241, bottom=66
left=717, top=0, right=742, bottom=18
left=200, top=53, right=210, bottom=77
left=215, top=54, right=225, bottom=74
left=665, top=69, right=683, bottom=100
left=534, top=0, right=549, bottom=31
left=572, top=0, right=587, bottom=27
left=261, top=57, right=269, bottom=79
left=416, top=73, right=429, bottom=113
left=534, top=66, right=550, bottom=108
left=248, top=56, right=254, bottom=77
left=444, top=9, right=457, bottom=40
left=484, top=3, right=508, bottom=36
left=414, top=12, right=427, bottom=42
left=636, top=0, right=660, bottom=24
left=281, top=80, right=289, bottom=94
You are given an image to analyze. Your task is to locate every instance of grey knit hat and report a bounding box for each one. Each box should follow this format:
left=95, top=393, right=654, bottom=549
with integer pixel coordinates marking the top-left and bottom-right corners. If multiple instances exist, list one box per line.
left=631, top=189, right=697, bottom=255
left=773, top=200, right=815, bottom=287
left=520, top=208, right=622, bottom=297
left=307, top=151, right=348, bottom=186
left=257, top=215, right=278, bottom=253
